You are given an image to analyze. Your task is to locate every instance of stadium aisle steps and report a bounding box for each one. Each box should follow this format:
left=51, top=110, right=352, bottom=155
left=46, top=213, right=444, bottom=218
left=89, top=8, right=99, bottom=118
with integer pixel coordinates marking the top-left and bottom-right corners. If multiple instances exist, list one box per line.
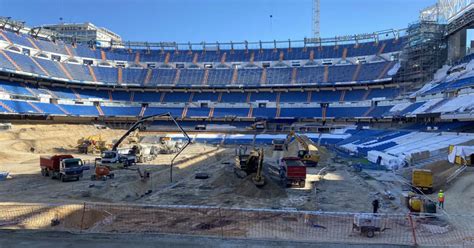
left=309, top=50, right=314, bottom=61
left=231, top=68, right=238, bottom=84
left=159, top=92, right=165, bottom=103
left=181, top=106, right=188, bottom=118
left=342, top=48, right=348, bottom=60
left=55, top=104, right=69, bottom=115
left=276, top=105, right=281, bottom=118
left=27, top=102, right=43, bottom=113
left=217, top=92, right=222, bottom=103
left=378, top=61, right=394, bottom=79
left=100, top=50, right=106, bottom=60
left=250, top=52, right=255, bottom=64
left=209, top=107, right=214, bottom=118
left=29, top=57, right=50, bottom=76
left=352, top=64, right=361, bottom=81
left=130, top=91, right=135, bottom=102
left=247, top=105, right=253, bottom=118
left=246, top=93, right=251, bottom=103
left=307, top=91, right=312, bottom=103
left=139, top=105, right=146, bottom=117
left=0, top=31, right=12, bottom=44
left=117, top=67, right=123, bottom=84
left=220, top=52, right=226, bottom=63
left=26, top=37, right=40, bottom=50
left=20, top=83, right=37, bottom=96
left=134, top=52, right=140, bottom=64
left=164, top=52, right=170, bottom=64
left=87, top=65, right=98, bottom=82
left=339, top=90, right=346, bottom=102
left=323, top=66, right=329, bottom=83
left=377, top=42, right=386, bottom=55
left=64, top=45, right=74, bottom=57
left=144, top=68, right=152, bottom=85
left=260, top=68, right=267, bottom=85
left=291, top=68, right=297, bottom=84
left=70, top=88, right=81, bottom=99
left=192, top=53, right=198, bottom=64
left=362, top=89, right=371, bottom=100
left=363, top=105, right=375, bottom=117
left=202, top=69, right=209, bottom=85
left=95, top=104, right=104, bottom=116
left=57, top=62, right=73, bottom=80
left=108, top=91, right=113, bottom=101
left=0, top=101, right=13, bottom=113
left=173, top=69, right=181, bottom=85
left=0, top=50, right=21, bottom=71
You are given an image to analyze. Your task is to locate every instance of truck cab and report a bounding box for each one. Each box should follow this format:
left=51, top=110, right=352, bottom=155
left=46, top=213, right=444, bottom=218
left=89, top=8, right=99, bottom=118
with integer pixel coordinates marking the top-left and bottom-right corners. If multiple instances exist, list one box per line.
left=40, top=155, right=84, bottom=182
left=100, top=150, right=136, bottom=167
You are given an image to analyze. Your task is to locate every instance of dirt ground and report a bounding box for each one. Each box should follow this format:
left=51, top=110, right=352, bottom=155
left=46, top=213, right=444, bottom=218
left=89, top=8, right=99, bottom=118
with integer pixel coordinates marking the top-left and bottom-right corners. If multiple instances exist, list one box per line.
left=0, top=124, right=380, bottom=212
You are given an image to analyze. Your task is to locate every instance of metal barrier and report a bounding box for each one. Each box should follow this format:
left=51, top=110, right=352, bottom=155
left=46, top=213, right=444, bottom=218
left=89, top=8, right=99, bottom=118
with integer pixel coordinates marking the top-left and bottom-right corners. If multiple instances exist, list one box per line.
left=1, top=203, right=473, bottom=246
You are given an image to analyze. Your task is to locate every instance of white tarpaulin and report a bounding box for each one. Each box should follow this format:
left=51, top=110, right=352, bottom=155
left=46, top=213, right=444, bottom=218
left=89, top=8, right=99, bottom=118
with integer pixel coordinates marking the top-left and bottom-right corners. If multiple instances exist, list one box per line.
left=367, top=150, right=405, bottom=170
left=448, top=146, right=474, bottom=163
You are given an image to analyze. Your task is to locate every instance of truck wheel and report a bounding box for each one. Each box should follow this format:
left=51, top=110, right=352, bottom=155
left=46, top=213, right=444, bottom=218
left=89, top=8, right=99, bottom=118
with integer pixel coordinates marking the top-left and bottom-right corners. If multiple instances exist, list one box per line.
left=299, top=180, right=305, bottom=188
left=366, top=229, right=375, bottom=238
left=91, top=175, right=96, bottom=181
left=41, top=169, right=46, bottom=177
left=61, top=175, right=66, bottom=182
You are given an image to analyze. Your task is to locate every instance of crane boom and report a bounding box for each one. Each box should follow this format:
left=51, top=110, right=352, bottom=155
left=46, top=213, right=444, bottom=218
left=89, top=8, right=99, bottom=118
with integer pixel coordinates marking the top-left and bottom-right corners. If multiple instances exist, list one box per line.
left=112, top=112, right=190, bottom=151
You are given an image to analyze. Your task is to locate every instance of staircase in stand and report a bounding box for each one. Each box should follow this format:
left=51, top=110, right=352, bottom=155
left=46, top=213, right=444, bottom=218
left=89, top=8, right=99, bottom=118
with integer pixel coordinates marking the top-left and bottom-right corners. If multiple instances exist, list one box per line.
left=117, top=67, right=123, bottom=84
left=164, top=53, right=170, bottom=65
left=0, top=31, right=13, bottom=44
left=309, top=50, right=315, bottom=61
left=377, top=43, right=387, bottom=55
left=188, top=92, right=194, bottom=103
left=342, top=48, right=348, bottom=60
left=0, top=50, right=21, bottom=71
left=100, top=50, right=106, bottom=61
left=57, top=62, right=73, bottom=80
left=260, top=68, right=267, bottom=85
left=291, top=68, right=297, bottom=84
left=378, top=61, right=394, bottom=80
left=0, top=101, right=13, bottom=113
left=208, top=107, right=215, bottom=118
left=55, top=104, right=69, bottom=115
left=323, top=66, right=329, bottom=83
left=246, top=92, right=251, bottom=103
left=27, top=37, right=41, bottom=50
left=88, top=65, right=97, bottom=82
left=108, top=91, right=113, bottom=101
left=30, top=57, right=50, bottom=76
left=182, top=106, right=188, bottom=119
left=231, top=68, right=238, bottom=84
left=174, top=69, right=181, bottom=85
left=95, top=104, right=104, bottom=116
left=217, top=92, right=223, bottom=103
left=144, top=68, right=153, bottom=86
left=160, top=92, right=166, bottom=103
left=139, top=105, right=147, bottom=117
left=363, top=105, right=375, bottom=117
left=70, top=88, right=81, bottom=99
left=250, top=52, right=255, bottom=64
left=362, top=88, right=371, bottom=101
left=134, top=52, right=140, bottom=64
left=339, top=90, right=346, bottom=102
left=130, top=91, right=135, bottom=102
left=221, top=52, right=227, bottom=64
left=27, top=102, right=43, bottom=113
left=64, top=44, right=74, bottom=57
left=202, top=69, right=209, bottom=85
left=307, top=91, right=312, bottom=103
left=352, top=64, right=362, bottom=81
left=20, top=83, right=37, bottom=96
left=247, top=105, right=253, bottom=118
left=276, top=105, right=281, bottom=118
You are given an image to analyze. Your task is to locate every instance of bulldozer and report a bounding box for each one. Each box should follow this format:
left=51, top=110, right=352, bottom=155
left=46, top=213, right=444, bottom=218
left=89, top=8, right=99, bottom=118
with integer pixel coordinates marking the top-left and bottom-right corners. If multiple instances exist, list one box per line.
left=285, top=131, right=320, bottom=167
left=77, top=135, right=109, bottom=154
left=234, top=147, right=265, bottom=187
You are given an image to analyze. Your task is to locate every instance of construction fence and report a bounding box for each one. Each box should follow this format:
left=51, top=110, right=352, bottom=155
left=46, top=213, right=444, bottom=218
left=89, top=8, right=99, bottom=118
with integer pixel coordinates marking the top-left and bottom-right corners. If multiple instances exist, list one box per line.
left=0, top=203, right=473, bottom=247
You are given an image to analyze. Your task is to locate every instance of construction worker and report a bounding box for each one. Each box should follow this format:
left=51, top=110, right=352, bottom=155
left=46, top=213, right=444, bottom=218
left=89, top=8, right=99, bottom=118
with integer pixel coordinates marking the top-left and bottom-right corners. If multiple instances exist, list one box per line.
left=372, top=199, right=380, bottom=213
left=438, top=190, right=445, bottom=209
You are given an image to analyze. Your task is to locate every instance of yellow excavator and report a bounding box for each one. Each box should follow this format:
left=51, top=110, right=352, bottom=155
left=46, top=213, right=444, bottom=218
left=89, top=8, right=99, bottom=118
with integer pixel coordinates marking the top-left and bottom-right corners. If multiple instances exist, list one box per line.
left=234, top=147, right=265, bottom=187
left=77, top=135, right=109, bottom=154
left=285, top=131, right=320, bottom=167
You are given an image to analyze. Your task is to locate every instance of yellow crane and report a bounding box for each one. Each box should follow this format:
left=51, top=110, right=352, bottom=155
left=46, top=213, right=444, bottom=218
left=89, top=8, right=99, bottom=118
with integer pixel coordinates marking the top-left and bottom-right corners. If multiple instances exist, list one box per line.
left=285, top=131, right=320, bottom=167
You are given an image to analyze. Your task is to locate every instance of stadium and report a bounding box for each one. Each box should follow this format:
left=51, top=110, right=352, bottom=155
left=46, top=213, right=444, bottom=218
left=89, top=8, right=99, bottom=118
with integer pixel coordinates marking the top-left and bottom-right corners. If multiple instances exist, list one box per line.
left=0, top=0, right=474, bottom=247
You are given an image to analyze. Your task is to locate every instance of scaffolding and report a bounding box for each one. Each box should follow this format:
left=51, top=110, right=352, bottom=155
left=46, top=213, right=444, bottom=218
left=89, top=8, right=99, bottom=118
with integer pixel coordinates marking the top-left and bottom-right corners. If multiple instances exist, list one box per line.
left=395, top=21, right=447, bottom=86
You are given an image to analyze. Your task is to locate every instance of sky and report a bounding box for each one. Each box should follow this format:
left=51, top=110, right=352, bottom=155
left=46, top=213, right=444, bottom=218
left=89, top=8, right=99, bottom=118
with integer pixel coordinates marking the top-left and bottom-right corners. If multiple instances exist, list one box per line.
left=0, top=0, right=437, bottom=43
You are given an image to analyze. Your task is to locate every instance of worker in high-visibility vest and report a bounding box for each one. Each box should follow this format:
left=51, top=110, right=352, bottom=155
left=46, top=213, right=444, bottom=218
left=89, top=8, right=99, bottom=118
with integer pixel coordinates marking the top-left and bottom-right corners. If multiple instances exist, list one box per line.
left=438, top=190, right=445, bottom=209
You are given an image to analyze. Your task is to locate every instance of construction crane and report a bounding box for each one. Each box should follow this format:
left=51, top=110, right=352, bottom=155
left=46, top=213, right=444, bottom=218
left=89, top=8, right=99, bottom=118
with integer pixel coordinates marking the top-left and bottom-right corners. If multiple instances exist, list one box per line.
left=312, top=0, right=321, bottom=38
left=285, top=131, right=320, bottom=167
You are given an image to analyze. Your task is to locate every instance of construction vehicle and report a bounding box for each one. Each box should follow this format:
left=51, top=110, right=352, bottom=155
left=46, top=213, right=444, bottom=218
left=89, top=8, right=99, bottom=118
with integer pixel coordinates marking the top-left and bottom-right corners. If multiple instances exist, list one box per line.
left=285, top=131, right=320, bottom=167
left=279, top=157, right=306, bottom=188
left=40, top=155, right=85, bottom=182
left=272, top=138, right=286, bottom=151
left=77, top=135, right=109, bottom=154
left=412, top=169, right=433, bottom=193
left=352, top=214, right=387, bottom=238
left=99, top=113, right=191, bottom=170
left=158, top=136, right=182, bottom=154
left=132, top=144, right=159, bottom=163
left=235, top=147, right=265, bottom=186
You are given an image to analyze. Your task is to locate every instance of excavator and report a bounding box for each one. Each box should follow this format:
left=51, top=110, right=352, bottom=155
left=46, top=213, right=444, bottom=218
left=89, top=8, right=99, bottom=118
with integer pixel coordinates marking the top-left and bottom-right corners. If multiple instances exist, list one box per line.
left=285, top=131, right=320, bottom=167
left=234, top=147, right=265, bottom=187
left=77, top=135, right=109, bottom=154
left=93, top=113, right=191, bottom=180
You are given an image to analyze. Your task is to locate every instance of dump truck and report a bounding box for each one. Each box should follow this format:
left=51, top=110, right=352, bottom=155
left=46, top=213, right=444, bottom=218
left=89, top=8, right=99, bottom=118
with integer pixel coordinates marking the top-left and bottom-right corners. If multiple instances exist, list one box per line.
left=412, top=169, right=433, bottom=193
left=279, top=157, right=306, bottom=188
left=40, top=155, right=85, bottom=182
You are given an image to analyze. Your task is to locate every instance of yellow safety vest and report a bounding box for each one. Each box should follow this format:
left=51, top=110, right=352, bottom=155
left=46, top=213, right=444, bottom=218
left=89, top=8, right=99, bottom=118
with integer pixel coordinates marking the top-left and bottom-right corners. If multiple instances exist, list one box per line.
left=438, top=192, right=445, bottom=202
